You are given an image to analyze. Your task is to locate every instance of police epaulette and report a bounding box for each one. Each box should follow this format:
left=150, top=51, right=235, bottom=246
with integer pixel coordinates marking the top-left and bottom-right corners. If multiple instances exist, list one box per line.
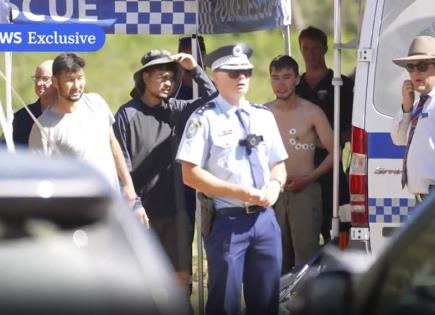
left=251, top=103, right=271, bottom=111
left=196, top=102, right=216, bottom=115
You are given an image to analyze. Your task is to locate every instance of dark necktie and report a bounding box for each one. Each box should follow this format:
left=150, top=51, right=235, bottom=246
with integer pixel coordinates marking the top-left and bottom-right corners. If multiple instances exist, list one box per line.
left=235, top=108, right=265, bottom=189
left=401, top=95, right=428, bottom=188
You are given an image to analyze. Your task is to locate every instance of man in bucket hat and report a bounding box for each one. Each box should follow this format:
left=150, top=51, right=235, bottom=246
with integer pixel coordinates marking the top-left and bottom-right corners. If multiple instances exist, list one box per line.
left=391, top=35, right=435, bottom=202
left=113, top=50, right=217, bottom=302
left=176, top=43, right=287, bottom=315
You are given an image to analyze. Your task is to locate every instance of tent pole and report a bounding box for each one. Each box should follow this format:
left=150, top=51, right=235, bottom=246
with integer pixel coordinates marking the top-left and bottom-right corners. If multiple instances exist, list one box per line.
left=284, top=0, right=291, bottom=55
left=331, top=0, right=342, bottom=240
left=284, top=25, right=291, bottom=55
left=191, top=35, right=199, bottom=99
left=0, top=1, right=15, bottom=153
left=195, top=194, right=204, bottom=315
left=190, top=34, right=205, bottom=315
left=5, top=51, right=15, bottom=153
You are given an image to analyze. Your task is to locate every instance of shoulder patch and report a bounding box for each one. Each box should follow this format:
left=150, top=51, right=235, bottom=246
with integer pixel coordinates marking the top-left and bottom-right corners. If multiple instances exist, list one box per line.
left=196, top=102, right=216, bottom=116
left=186, top=119, right=201, bottom=139
left=251, top=103, right=271, bottom=111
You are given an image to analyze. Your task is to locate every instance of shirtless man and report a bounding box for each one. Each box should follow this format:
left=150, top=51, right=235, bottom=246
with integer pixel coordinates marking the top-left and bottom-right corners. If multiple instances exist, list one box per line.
left=266, top=55, right=333, bottom=273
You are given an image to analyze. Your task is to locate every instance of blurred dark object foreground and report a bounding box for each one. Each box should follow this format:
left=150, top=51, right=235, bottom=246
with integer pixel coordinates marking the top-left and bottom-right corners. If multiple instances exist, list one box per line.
left=0, top=150, right=189, bottom=315
left=279, top=190, right=435, bottom=315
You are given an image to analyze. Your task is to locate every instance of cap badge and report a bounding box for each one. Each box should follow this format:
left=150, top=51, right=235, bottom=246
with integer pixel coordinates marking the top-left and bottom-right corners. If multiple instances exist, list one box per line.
left=232, top=45, right=243, bottom=57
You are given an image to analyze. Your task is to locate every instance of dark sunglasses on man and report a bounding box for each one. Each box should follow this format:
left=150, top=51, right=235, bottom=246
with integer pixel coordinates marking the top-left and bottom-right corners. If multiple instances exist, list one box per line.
left=405, top=62, right=435, bottom=73
left=31, top=75, right=51, bottom=83
left=218, top=69, right=253, bottom=79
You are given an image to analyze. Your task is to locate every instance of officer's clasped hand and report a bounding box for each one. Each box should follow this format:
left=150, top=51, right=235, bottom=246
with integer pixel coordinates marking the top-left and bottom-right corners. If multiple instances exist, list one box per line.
left=242, top=187, right=264, bottom=205
left=244, top=181, right=281, bottom=208
left=260, top=179, right=281, bottom=207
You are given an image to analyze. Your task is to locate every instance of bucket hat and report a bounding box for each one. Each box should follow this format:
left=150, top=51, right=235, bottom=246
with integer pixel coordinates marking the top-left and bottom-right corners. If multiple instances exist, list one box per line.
left=393, top=35, right=435, bottom=67
left=133, top=49, right=180, bottom=82
left=132, top=49, right=182, bottom=96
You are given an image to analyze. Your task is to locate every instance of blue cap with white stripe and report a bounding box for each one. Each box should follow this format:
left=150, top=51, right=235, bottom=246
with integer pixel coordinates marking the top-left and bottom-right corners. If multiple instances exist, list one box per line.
left=205, top=43, right=254, bottom=71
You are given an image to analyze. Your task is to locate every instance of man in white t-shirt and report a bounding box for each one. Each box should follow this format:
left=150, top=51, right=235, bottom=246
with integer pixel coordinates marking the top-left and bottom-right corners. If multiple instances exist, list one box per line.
left=29, top=53, right=148, bottom=225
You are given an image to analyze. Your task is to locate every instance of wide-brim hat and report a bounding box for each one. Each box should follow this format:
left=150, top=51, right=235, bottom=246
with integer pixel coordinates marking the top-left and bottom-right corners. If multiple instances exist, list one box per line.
left=393, top=35, right=435, bottom=67
left=204, top=43, right=253, bottom=71
left=133, top=49, right=179, bottom=82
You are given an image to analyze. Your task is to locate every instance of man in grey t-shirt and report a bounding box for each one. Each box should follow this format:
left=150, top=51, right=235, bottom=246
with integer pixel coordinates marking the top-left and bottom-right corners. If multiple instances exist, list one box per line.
left=29, top=53, right=148, bottom=226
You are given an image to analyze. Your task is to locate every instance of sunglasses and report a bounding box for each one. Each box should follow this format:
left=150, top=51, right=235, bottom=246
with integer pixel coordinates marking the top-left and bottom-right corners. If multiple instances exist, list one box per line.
left=219, top=69, right=253, bottom=79
left=405, top=63, right=435, bottom=73
left=31, top=75, right=51, bottom=83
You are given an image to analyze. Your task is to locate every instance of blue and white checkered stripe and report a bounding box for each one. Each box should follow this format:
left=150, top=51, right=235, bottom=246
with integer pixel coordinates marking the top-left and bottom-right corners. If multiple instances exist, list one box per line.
left=9, top=0, right=291, bottom=35
left=198, top=0, right=291, bottom=34
left=368, top=198, right=416, bottom=223
left=113, top=0, right=197, bottom=34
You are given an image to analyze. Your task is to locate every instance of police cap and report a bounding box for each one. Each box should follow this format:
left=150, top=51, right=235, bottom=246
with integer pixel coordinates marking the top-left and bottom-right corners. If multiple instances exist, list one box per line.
left=204, top=43, right=253, bottom=71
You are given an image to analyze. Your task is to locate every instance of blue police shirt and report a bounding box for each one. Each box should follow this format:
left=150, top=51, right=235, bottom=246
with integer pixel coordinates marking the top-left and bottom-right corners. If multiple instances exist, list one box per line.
left=176, top=95, right=287, bottom=209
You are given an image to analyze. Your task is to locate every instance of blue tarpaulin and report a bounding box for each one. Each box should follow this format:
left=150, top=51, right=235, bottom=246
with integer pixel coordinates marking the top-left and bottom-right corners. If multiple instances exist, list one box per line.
left=7, top=0, right=291, bottom=34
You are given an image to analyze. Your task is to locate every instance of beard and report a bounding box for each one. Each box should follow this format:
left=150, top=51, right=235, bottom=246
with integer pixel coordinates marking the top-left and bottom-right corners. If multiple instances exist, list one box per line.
left=61, top=92, right=83, bottom=103
left=152, top=87, right=173, bottom=101
left=65, top=93, right=82, bottom=102
left=276, top=90, right=293, bottom=101
left=59, top=89, right=83, bottom=102
left=66, top=94, right=82, bottom=102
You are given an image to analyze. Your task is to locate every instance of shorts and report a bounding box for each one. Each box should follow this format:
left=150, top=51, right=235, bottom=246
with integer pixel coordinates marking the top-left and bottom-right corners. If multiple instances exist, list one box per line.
left=149, top=212, right=194, bottom=272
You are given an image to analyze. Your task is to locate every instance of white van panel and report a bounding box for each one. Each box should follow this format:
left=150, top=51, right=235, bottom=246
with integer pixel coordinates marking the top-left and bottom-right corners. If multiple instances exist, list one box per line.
left=351, top=0, right=434, bottom=254
left=368, top=160, right=407, bottom=198
left=351, top=65, right=368, bottom=130
left=369, top=223, right=398, bottom=254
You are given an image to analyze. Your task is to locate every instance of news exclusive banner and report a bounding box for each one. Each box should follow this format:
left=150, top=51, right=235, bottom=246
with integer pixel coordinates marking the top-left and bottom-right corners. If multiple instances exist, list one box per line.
left=0, top=24, right=105, bottom=51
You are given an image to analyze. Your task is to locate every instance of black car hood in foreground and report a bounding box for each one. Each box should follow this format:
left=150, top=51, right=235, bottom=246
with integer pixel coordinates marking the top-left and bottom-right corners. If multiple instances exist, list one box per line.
left=280, top=191, right=435, bottom=315
left=0, top=150, right=189, bottom=315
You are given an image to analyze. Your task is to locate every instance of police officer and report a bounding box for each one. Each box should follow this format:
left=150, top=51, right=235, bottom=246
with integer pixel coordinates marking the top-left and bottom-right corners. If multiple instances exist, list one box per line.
left=176, top=43, right=288, bottom=315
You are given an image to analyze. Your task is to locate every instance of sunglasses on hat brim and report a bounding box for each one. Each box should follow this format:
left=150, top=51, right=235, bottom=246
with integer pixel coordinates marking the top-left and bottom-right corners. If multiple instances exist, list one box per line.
left=217, top=69, right=253, bottom=79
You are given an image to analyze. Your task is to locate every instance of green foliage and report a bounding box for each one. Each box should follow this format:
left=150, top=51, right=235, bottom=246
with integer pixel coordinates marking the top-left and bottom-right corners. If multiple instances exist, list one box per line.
left=0, top=30, right=357, bottom=113
left=296, top=0, right=366, bottom=35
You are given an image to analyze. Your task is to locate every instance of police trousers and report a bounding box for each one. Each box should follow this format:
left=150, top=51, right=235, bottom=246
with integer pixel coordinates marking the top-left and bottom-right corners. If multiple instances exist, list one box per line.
left=203, top=207, right=282, bottom=315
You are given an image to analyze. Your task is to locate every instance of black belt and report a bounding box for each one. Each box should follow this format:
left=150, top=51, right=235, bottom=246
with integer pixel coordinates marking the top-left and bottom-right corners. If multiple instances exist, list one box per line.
left=216, top=205, right=265, bottom=215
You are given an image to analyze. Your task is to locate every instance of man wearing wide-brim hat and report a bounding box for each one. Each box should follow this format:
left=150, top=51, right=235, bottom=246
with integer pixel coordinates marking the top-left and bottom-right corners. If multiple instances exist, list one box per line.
left=391, top=35, right=435, bottom=201
left=176, top=43, right=288, bottom=315
left=113, top=49, right=217, bottom=302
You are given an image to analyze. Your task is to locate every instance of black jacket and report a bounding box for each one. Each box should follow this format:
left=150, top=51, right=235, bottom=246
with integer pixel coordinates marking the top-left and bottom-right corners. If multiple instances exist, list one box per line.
left=113, top=66, right=217, bottom=217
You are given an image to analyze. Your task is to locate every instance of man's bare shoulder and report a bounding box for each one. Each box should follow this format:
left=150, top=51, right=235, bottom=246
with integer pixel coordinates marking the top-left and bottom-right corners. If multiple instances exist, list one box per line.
left=264, top=100, right=277, bottom=108
left=264, top=100, right=279, bottom=114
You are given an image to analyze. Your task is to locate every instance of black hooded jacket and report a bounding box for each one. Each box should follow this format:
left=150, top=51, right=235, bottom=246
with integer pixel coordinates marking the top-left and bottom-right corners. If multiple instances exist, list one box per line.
left=113, top=66, right=217, bottom=217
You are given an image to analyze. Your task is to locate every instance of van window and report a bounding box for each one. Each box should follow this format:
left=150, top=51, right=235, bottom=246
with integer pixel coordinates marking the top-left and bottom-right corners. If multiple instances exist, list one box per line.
left=373, top=0, right=435, bottom=117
